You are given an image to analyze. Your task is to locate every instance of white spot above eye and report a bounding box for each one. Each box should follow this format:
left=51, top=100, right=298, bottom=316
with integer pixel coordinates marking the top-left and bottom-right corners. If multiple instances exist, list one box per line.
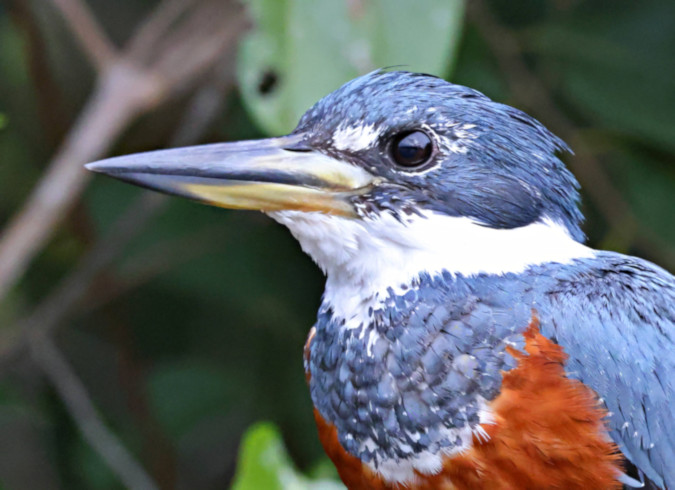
left=332, top=123, right=382, bottom=152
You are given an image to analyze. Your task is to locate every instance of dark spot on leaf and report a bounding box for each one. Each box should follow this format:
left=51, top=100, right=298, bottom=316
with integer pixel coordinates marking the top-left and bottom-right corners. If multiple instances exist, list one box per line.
left=258, top=69, right=279, bottom=95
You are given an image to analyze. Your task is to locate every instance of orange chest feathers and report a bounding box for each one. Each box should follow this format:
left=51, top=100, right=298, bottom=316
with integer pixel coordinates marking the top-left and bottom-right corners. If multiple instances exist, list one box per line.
left=308, top=318, right=624, bottom=490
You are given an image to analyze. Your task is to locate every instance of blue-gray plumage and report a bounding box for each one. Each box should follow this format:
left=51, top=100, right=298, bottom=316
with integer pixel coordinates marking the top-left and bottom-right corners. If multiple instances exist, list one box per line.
left=296, top=71, right=585, bottom=240
left=308, top=252, right=675, bottom=487
left=87, top=70, right=675, bottom=489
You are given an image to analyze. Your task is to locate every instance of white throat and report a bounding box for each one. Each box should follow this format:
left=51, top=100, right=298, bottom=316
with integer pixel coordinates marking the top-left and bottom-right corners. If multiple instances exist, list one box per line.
left=268, top=210, right=594, bottom=320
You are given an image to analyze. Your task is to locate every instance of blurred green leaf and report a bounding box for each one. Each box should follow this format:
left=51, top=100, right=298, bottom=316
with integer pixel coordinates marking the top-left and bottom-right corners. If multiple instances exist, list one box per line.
left=237, top=0, right=465, bottom=134
left=306, top=456, right=341, bottom=481
left=231, top=422, right=344, bottom=490
left=0, top=114, right=7, bottom=130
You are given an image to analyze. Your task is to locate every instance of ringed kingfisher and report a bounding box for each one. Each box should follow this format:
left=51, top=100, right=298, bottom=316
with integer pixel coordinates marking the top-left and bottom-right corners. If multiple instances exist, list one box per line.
left=87, top=71, right=674, bottom=489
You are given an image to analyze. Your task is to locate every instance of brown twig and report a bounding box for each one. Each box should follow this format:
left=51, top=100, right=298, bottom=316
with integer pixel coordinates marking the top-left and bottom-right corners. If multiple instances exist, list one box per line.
left=30, top=333, right=159, bottom=490
left=0, top=192, right=166, bottom=368
left=0, top=61, right=163, bottom=302
left=128, top=0, right=196, bottom=62
left=47, top=0, right=118, bottom=70
left=0, top=192, right=166, bottom=488
left=0, top=15, right=240, bottom=369
left=0, top=24, right=241, bottom=486
left=0, top=2, right=244, bottom=488
left=152, top=0, right=247, bottom=94
left=0, top=0, right=246, bottom=304
left=8, top=1, right=69, bottom=148
left=80, top=67, right=237, bottom=315
left=171, top=48, right=237, bottom=145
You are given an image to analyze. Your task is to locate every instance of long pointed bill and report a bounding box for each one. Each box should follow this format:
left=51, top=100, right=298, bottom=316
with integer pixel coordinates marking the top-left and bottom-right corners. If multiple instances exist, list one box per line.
left=86, top=135, right=375, bottom=216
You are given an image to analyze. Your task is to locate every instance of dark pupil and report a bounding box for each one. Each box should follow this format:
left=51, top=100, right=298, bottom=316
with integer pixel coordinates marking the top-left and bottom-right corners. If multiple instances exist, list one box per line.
left=393, top=131, right=432, bottom=167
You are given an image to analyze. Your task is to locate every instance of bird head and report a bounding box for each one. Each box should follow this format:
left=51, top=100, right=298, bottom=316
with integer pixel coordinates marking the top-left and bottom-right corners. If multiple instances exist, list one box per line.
left=88, top=71, right=588, bottom=293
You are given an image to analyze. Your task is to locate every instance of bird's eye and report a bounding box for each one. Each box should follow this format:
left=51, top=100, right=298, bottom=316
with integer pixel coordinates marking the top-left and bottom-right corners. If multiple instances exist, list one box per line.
left=391, top=131, right=433, bottom=168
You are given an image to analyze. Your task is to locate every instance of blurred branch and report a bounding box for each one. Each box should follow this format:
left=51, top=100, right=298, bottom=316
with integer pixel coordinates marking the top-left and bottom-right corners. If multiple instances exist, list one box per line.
left=0, top=0, right=247, bottom=304
left=0, top=32, right=239, bottom=485
left=0, top=61, right=162, bottom=303
left=128, top=0, right=196, bottom=62
left=48, top=0, right=118, bottom=70
left=153, top=0, right=239, bottom=91
left=0, top=40, right=238, bottom=368
left=9, top=1, right=69, bottom=147
left=30, top=333, right=159, bottom=490
left=83, top=67, right=237, bottom=314
left=0, top=192, right=166, bottom=370
left=0, top=192, right=191, bottom=488
left=171, top=52, right=237, bottom=145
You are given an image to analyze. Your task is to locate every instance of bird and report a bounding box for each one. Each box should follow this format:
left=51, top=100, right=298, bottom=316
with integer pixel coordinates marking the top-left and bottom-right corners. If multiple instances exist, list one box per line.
left=87, top=71, right=674, bottom=490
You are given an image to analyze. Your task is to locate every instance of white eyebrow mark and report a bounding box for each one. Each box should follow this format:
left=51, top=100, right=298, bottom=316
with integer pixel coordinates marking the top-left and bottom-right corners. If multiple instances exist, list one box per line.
left=332, top=123, right=382, bottom=152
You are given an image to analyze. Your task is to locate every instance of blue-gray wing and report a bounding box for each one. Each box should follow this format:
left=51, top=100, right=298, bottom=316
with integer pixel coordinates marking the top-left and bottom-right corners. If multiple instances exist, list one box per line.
left=540, top=251, right=675, bottom=489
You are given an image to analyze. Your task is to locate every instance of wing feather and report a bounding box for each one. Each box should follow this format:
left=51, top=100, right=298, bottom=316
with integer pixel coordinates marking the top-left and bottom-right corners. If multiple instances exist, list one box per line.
left=542, top=252, right=675, bottom=489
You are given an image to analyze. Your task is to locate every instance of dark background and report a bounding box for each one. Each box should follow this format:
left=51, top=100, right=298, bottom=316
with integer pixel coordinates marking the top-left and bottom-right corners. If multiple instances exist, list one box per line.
left=0, top=0, right=673, bottom=489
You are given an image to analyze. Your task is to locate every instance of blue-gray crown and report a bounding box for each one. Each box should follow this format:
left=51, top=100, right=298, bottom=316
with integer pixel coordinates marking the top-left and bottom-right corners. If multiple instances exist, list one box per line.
left=296, top=71, right=585, bottom=241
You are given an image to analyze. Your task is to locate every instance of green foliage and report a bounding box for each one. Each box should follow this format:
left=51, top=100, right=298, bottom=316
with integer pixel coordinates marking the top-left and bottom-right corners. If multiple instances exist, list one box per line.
left=237, top=0, right=465, bottom=134
left=0, top=113, right=7, bottom=130
left=231, top=422, right=344, bottom=490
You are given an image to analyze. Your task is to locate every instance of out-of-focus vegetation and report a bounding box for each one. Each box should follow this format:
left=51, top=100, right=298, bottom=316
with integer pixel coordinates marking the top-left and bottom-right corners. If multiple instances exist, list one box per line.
left=230, top=423, right=342, bottom=490
left=239, top=0, right=463, bottom=134
left=0, top=0, right=673, bottom=489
